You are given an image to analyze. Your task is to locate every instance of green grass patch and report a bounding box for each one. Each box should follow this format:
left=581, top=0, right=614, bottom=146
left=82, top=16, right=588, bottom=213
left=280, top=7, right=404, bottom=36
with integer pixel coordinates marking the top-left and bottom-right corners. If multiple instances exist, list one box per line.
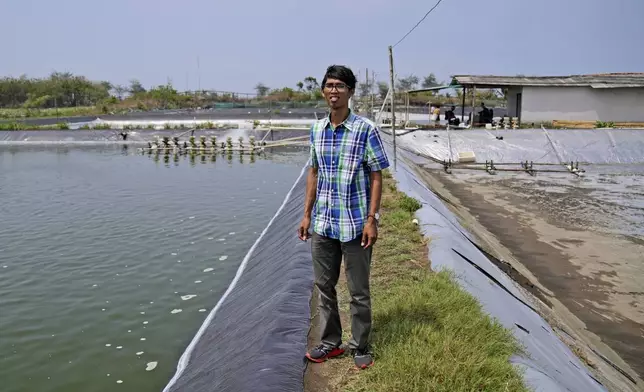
left=336, top=169, right=528, bottom=392
left=0, top=106, right=101, bottom=119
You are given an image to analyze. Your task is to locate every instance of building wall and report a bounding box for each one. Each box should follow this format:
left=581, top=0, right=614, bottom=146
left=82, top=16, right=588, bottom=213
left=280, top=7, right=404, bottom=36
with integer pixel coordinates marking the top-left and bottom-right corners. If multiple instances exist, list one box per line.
left=521, top=86, right=644, bottom=123
left=506, top=87, right=522, bottom=118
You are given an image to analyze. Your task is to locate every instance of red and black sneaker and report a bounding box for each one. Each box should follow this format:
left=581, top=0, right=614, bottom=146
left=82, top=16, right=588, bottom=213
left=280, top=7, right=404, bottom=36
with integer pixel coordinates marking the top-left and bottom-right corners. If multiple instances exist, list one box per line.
left=305, top=344, right=345, bottom=363
left=353, top=348, right=374, bottom=369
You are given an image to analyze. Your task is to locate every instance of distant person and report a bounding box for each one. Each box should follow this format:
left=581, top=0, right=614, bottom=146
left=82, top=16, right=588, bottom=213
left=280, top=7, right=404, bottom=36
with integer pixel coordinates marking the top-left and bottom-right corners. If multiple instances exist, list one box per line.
left=299, top=65, right=390, bottom=370
left=445, top=105, right=460, bottom=126
left=432, top=105, right=441, bottom=125
left=479, top=103, right=492, bottom=124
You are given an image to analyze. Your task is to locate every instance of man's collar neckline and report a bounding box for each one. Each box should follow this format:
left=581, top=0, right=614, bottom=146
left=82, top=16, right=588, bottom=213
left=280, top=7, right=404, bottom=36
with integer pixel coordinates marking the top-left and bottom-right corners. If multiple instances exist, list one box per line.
left=324, top=109, right=356, bottom=131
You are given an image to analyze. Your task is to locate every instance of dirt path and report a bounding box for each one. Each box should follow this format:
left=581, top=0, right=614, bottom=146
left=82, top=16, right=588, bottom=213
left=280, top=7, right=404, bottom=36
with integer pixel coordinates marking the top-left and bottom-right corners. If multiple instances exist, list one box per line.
left=303, top=267, right=360, bottom=392
left=415, top=166, right=644, bottom=391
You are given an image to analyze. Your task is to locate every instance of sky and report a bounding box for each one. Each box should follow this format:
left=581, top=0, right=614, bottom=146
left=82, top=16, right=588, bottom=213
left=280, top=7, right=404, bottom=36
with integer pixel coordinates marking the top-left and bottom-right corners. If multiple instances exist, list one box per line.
left=2, top=0, right=643, bottom=94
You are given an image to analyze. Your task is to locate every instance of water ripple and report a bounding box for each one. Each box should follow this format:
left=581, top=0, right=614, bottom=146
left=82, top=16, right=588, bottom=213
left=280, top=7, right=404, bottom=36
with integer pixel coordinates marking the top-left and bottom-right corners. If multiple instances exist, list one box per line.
left=0, top=145, right=308, bottom=392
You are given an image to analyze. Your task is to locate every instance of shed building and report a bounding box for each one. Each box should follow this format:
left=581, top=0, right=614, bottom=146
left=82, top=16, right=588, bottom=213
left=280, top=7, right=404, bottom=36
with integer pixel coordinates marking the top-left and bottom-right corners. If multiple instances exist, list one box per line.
left=451, top=73, right=644, bottom=124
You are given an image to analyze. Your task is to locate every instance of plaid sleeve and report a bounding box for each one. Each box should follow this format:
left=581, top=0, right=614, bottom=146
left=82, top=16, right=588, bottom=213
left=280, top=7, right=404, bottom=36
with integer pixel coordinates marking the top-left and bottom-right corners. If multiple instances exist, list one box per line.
left=364, top=126, right=390, bottom=171
left=309, top=125, right=318, bottom=168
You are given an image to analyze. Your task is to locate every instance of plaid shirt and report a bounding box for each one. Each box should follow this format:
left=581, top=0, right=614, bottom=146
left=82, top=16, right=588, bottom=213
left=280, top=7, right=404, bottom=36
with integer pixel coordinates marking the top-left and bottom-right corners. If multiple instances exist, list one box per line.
left=309, top=111, right=390, bottom=242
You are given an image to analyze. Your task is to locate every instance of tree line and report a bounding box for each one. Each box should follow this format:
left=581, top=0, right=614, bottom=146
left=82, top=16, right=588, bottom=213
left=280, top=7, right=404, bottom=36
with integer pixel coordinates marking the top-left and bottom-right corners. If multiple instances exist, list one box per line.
left=0, top=72, right=160, bottom=109
left=254, top=73, right=443, bottom=102
left=255, top=72, right=504, bottom=107
left=1, top=71, right=504, bottom=113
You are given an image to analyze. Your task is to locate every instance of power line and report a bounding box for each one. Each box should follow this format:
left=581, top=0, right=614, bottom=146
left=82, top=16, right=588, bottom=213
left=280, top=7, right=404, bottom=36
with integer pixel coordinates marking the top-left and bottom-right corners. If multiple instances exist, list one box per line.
left=392, top=0, right=444, bottom=48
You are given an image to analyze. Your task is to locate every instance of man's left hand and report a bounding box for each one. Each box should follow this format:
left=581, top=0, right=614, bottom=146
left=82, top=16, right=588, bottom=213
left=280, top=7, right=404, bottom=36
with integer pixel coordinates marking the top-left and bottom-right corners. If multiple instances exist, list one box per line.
left=361, top=220, right=378, bottom=249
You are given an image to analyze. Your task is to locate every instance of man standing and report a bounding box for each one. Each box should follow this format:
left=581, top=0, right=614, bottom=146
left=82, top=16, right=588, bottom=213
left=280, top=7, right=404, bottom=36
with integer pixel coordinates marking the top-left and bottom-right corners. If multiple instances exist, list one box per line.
left=298, top=65, right=390, bottom=369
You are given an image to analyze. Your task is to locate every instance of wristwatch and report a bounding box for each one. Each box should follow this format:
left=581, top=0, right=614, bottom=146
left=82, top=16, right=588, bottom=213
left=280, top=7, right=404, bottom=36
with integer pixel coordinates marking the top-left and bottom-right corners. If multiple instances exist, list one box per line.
left=368, top=212, right=380, bottom=224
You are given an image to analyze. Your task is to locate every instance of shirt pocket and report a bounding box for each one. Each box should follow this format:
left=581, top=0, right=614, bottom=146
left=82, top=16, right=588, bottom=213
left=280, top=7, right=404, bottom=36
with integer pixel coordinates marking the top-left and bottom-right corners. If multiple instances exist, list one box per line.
left=338, top=137, right=365, bottom=177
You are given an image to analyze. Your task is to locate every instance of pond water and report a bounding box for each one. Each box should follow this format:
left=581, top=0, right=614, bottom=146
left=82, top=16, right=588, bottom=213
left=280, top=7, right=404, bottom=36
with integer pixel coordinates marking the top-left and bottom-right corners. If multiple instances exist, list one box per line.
left=450, top=163, right=644, bottom=239
left=0, top=145, right=309, bottom=392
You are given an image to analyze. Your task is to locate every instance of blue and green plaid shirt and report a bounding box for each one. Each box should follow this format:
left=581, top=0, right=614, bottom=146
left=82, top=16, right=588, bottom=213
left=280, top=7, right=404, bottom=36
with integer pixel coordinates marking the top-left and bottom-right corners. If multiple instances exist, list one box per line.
left=309, top=111, right=390, bottom=242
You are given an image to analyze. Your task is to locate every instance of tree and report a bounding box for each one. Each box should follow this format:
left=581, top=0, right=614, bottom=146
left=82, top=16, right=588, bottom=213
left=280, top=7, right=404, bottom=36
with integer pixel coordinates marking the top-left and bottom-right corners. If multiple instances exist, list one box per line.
left=100, top=81, right=113, bottom=94
left=421, top=73, right=439, bottom=89
left=267, top=87, right=296, bottom=101
left=303, top=76, right=319, bottom=92
left=255, top=83, right=269, bottom=97
left=129, top=79, right=146, bottom=95
left=357, top=81, right=372, bottom=97
left=397, top=75, right=419, bottom=91
left=296, top=81, right=304, bottom=91
left=114, top=85, right=127, bottom=100
left=377, top=81, right=389, bottom=99
left=0, top=71, right=113, bottom=108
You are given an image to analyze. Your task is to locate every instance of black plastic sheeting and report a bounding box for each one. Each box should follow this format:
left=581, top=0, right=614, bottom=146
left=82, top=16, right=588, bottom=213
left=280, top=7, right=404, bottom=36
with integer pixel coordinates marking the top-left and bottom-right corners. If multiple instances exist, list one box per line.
left=163, top=165, right=313, bottom=392
left=382, top=138, right=610, bottom=392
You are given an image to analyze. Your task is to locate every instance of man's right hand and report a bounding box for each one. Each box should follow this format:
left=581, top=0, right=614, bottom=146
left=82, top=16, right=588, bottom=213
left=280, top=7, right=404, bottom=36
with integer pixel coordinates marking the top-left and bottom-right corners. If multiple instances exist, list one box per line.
left=298, top=216, right=311, bottom=241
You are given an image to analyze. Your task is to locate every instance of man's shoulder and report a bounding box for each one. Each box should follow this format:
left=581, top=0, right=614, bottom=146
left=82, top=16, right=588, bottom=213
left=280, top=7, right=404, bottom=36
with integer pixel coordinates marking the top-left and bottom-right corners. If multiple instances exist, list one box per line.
left=349, top=113, right=378, bottom=133
left=311, top=118, right=328, bottom=132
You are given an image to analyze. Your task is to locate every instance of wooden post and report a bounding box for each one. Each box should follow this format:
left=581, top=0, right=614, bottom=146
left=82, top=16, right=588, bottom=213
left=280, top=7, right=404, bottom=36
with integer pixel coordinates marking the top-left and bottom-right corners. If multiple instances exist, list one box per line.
left=471, top=85, right=476, bottom=127
left=406, top=93, right=409, bottom=126
left=461, top=87, right=466, bottom=124
left=388, top=45, right=396, bottom=170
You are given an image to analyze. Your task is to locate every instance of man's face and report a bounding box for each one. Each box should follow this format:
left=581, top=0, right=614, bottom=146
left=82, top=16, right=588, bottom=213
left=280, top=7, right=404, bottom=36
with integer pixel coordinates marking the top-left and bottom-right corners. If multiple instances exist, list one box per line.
left=322, top=78, right=353, bottom=110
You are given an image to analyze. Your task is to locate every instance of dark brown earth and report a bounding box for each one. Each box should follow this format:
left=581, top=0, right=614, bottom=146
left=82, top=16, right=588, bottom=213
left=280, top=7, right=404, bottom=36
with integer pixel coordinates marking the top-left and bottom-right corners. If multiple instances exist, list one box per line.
left=303, top=270, right=355, bottom=392
left=421, top=167, right=644, bottom=382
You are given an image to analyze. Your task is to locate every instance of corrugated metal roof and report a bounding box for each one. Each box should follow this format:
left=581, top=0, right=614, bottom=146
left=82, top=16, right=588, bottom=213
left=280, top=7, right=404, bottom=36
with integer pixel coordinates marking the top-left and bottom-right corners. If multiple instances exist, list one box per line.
left=451, top=73, right=644, bottom=88
left=407, top=84, right=462, bottom=93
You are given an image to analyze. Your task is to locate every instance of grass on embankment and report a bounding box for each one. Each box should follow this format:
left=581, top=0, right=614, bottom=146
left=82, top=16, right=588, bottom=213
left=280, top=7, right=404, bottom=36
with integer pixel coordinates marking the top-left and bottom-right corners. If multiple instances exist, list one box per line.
left=0, top=106, right=101, bottom=119
left=333, top=169, right=528, bottom=392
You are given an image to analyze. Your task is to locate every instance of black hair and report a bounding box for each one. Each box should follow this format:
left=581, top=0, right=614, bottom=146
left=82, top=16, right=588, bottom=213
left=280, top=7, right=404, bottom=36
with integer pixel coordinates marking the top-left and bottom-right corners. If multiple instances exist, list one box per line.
left=321, top=65, right=357, bottom=90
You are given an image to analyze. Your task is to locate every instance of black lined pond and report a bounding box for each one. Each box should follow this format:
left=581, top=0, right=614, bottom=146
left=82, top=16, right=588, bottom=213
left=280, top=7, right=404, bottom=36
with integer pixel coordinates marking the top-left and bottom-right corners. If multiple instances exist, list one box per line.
left=0, top=145, right=309, bottom=392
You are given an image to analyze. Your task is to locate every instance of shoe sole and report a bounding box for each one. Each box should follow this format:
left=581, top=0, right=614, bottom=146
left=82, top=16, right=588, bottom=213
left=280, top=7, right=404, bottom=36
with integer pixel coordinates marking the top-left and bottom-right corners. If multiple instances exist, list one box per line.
left=305, top=350, right=345, bottom=363
left=355, top=361, right=374, bottom=369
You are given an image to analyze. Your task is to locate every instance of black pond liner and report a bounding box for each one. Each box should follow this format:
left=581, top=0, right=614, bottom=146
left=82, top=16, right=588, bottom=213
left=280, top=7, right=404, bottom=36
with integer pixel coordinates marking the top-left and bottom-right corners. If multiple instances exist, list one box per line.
left=163, top=165, right=313, bottom=392
left=383, top=136, right=616, bottom=392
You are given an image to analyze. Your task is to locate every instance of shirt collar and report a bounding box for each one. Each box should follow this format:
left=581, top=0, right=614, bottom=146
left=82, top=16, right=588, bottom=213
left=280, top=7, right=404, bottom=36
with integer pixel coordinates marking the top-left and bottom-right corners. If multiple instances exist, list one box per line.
left=323, top=109, right=357, bottom=131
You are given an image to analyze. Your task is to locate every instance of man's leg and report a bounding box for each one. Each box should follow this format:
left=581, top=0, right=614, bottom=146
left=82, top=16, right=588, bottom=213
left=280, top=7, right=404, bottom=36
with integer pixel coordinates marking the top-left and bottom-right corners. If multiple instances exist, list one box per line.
left=306, top=232, right=344, bottom=362
left=342, top=236, right=374, bottom=368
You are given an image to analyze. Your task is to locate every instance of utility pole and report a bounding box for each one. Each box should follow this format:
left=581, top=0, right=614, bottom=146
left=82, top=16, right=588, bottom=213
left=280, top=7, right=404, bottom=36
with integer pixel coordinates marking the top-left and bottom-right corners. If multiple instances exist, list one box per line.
left=388, top=45, right=397, bottom=170
left=365, top=67, right=369, bottom=117
left=371, top=70, right=375, bottom=121
left=197, top=56, right=201, bottom=92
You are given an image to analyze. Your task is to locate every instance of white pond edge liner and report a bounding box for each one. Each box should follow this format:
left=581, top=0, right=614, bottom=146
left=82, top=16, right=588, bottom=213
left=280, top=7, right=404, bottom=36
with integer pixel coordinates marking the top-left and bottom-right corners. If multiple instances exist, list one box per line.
left=383, top=139, right=607, bottom=392
left=69, top=118, right=318, bottom=130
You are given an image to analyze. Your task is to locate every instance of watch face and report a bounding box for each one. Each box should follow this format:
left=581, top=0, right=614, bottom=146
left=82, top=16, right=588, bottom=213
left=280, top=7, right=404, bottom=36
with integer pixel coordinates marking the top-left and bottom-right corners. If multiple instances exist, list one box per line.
left=374, top=212, right=380, bottom=220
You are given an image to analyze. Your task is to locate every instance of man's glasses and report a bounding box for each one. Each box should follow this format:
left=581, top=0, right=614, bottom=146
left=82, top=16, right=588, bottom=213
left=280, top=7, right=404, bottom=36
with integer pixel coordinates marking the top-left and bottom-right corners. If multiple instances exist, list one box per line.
left=323, top=83, right=348, bottom=92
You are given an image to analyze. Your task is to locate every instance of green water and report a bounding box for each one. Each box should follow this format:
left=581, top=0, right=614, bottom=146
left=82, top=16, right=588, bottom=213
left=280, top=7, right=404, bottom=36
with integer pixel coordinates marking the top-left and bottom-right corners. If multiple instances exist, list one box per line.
left=0, top=145, right=308, bottom=392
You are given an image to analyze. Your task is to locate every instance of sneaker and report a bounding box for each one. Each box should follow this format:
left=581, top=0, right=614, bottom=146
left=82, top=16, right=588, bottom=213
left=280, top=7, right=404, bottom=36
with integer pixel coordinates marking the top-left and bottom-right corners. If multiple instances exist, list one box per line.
left=305, top=344, right=345, bottom=363
left=353, top=349, right=374, bottom=369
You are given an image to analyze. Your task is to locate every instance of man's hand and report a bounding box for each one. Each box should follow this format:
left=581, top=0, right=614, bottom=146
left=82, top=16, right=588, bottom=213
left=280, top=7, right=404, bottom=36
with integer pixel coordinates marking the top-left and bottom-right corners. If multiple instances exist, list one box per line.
left=361, top=218, right=378, bottom=248
left=298, top=216, right=312, bottom=241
